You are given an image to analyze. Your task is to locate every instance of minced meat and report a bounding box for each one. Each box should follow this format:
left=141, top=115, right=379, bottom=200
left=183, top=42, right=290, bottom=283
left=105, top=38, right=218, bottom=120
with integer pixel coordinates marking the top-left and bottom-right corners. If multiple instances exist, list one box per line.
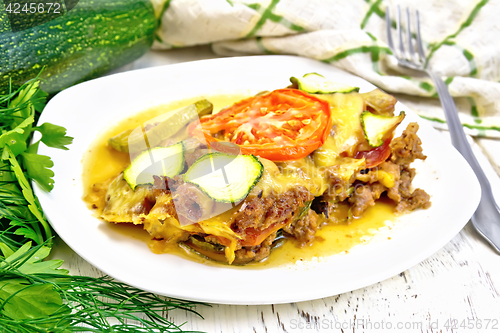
left=230, top=186, right=314, bottom=233
left=282, top=209, right=319, bottom=246
left=313, top=122, right=431, bottom=219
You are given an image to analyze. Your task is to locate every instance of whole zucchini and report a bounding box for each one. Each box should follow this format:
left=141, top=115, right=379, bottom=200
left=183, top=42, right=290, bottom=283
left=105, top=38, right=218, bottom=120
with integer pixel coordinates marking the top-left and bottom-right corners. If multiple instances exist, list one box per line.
left=0, top=0, right=157, bottom=94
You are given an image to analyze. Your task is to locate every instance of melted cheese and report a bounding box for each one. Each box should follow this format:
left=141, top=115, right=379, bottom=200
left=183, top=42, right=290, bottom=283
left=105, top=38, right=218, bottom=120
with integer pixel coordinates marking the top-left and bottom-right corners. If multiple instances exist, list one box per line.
left=251, top=157, right=316, bottom=196
left=100, top=174, right=151, bottom=224
left=277, top=157, right=329, bottom=196
left=313, top=93, right=365, bottom=166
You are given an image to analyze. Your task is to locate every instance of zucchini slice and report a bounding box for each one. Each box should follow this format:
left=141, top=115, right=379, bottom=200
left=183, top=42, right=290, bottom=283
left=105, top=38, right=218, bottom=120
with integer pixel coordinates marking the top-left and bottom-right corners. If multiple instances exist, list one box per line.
left=123, top=142, right=185, bottom=189
left=290, top=73, right=360, bottom=94
left=183, top=153, right=263, bottom=203
left=180, top=234, right=285, bottom=265
left=361, top=111, right=406, bottom=147
left=109, top=100, right=213, bottom=153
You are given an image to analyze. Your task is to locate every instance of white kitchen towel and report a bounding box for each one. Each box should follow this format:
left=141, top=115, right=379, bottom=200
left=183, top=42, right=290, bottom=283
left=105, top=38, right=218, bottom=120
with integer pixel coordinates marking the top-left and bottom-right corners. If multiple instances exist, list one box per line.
left=152, top=0, right=500, bottom=138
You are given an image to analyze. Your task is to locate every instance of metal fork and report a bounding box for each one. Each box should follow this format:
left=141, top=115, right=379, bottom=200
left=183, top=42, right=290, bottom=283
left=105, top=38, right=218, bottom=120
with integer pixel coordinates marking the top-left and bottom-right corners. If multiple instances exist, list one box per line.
left=386, top=7, right=500, bottom=253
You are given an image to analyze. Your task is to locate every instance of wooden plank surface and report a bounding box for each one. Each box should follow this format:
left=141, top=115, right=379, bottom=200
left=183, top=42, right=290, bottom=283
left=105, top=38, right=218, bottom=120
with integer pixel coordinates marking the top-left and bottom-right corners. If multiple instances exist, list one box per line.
left=51, top=48, right=500, bottom=332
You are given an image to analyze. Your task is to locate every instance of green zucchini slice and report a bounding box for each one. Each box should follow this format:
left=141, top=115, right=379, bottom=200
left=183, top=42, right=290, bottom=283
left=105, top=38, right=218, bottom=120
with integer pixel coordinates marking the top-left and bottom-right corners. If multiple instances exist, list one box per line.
left=361, top=111, right=406, bottom=147
left=183, top=153, right=263, bottom=203
left=290, top=73, right=360, bottom=94
left=123, top=142, right=185, bottom=189
left=109, top=100, right=213, bottom=153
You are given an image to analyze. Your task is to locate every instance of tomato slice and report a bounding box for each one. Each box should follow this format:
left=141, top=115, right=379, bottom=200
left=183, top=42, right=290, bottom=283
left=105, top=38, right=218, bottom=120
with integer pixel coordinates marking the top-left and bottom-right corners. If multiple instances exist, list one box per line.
left=188, top=89, right=332, bottom=161
left=355, top=137, right=392, bottom=168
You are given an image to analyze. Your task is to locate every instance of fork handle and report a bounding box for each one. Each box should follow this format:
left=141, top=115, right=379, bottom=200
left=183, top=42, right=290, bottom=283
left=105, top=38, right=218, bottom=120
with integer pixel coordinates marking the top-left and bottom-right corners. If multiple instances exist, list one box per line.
left=425, top=72, right=487, bottom=176
left=426, top=71, right=492, bottom=186
left=427, top=71, right=500, bottom=245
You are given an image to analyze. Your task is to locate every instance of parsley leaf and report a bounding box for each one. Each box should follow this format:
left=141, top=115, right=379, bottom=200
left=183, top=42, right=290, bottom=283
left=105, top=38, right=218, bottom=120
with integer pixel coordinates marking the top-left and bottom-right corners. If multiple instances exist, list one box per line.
left=0, top=242, right=14, bottom=258
left=21, top=152, right=54, bottom=192
left=33, top=123, right=73, bottom=150
left=0, top=242, right=70, bottom=320
left=0, top=114, right=35, bottom=156
left=30, top=89, right=48, bottom=113
left=0, top=281, right=68, bottom=320
left=13, top=227, right=41, bottom=244
left=0, top=132, right=26, bottom=156
left=0, top=242, right=67, bottom=275
left=1, top=147, right=49, bottom=244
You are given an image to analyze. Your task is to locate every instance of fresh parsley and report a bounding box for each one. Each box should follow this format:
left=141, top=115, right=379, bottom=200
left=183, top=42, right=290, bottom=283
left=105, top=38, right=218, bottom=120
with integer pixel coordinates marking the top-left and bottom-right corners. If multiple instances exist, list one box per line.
left=33, top=123, right=73, bottom=151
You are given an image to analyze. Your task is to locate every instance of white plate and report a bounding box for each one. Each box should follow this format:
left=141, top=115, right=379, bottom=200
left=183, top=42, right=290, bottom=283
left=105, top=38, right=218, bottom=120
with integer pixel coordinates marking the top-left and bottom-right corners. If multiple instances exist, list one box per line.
left=35, top=55, right=480, bottom=305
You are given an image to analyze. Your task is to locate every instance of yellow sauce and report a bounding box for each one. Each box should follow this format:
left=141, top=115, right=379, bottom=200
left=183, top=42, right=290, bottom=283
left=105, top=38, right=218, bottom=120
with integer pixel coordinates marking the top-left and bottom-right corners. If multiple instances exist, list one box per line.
left=255, top=200, right=394, bottom=268
left=101, top=199, right=395, bottom=269
left=82, top=94, right=397, bottom=269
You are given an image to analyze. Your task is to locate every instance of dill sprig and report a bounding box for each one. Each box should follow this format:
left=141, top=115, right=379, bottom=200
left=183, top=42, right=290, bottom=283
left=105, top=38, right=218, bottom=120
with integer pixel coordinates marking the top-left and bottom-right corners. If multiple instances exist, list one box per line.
left=0, top=242, right=206, bottom=332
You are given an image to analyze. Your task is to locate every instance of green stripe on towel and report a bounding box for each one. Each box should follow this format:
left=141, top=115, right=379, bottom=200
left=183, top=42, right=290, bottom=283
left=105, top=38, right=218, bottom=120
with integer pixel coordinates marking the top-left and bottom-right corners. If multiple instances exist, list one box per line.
left=245, top=0, right=281, bottom=38
left=361, top=0, right=384, bottom=29
left=425, top=0, right=488, bottom=69
left=321, top=45, right=392, bottom=63
left=420, top=115, right=500, bottom=132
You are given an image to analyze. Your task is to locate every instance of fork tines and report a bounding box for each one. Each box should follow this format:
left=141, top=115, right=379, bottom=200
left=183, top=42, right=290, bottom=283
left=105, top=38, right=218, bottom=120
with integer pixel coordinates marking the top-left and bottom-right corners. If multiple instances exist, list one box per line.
left=386, top=6, right=426, bottom=69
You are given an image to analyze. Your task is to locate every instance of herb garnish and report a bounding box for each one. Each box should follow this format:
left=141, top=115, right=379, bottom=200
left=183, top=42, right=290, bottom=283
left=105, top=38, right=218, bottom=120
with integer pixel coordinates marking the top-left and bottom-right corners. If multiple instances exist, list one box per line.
left=0, top=78, right=206, bottom=332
